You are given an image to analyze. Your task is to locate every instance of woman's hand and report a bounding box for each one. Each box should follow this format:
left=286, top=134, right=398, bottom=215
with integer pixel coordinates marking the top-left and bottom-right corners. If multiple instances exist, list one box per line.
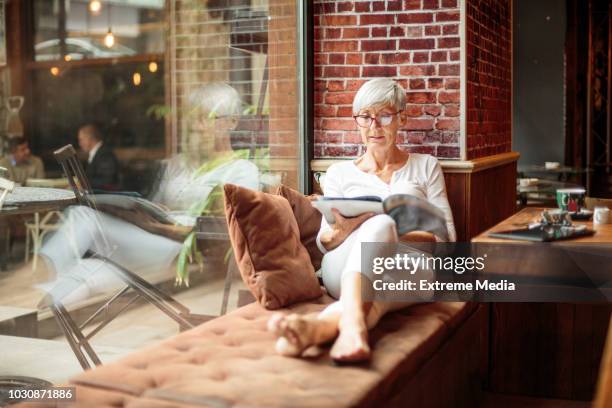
left=320, top=209, right=375, bottom=252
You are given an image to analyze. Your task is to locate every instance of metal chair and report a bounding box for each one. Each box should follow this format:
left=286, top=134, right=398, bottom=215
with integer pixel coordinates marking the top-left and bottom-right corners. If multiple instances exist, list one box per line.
left=41, top=144, right=199, bottom=369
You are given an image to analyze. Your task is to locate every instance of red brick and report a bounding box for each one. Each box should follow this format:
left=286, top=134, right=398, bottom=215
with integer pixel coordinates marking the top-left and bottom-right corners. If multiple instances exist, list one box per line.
left=403, top=132, right=425, bottom=144
left=320, top=15, right=357, bottom=26
left=323, top=40, right=358, bottom=52
left=437, top=145, right=460, bottom=158
left=397, top=13, right=433, bottom=24
left=444, top=104, right=460, bottom=116
left=346, top=79, right=367, bottom=90
left=343, top=131, right=363, bottom=144
left=437, top=37, right=460, bottom=48
left=445, top=78, right=460, bottom=89
left=443, top=24, right=459, bottom=35
left=327, top=80, right=345, bottom=91
left=425, top=25, right=441, bottom=36
left=399, top=65, right=436, bottom=76
left=424, top=105, right=441, bottom=116
left=337, top=2, right=353, bottom=12
left=362, top=39, right=396, bottom=51
left=322, top=119, right=356, bottom=131
left=355, top=1, right=371, bottom=12
left=431, top=50, right=447, bottom=62
left=449, top=50, right=460, bottom=60
left=381, top=52, right=410, bottom=64
left=342, top=28, right=370, bottom=38
left=389, top=26, right=405, bottom=37
left=362, top=65, right=397, bottom=77
left=325, top=28, right=342, bottom=39
left=441, top=0, right=457, bottom=7
left=371, top=27, right=388, bottom=37
left=428, top=78, right=444, bottom=89
left=438, top=91, right=460, bottom=103
left=439, top=63, right=459, bottom=76
left=399, top=38, right=435, bottom=50
left=324, top=66, right=360, bottom=78
left=435, top=11, right=460, bottom=21
left=360, top=14, right=395, bottom=25
left=346, top=53, right=362, bottom=64
left=405, top=118, right=435, bottom=130
left=436, top=118, right=459, bottom=130
left=325, top=145, right=359, bottom=157
left=406, top=92, right=437, bottom=104
left=387, top=0, right=402, bottom=11
left=325, top=92, right=355, bottom=104
left=405, top=105, right=423, bottom=117
left=314, top=53, right=328, bottom=65
left=423, top=0, right=439, bottom=9
left=405, top=26, right=423, bottom=37
left=403, top=0, right=422, bottom=10
left=407, top=145, right=436, bottom=155
left=337, top=106, right=353, bottom=117
left=372, top=1, right=386, bottom=11
left=329, top=53, right=345, bottom=64
left=315, top=104, right=337, bottom=117
left=409, top=78, right=426, bottom=89
left=364, top=53, right=380, bottom=64
left=413, top=52, right=429, bottom=63
left=314, top=2, right=336, bottom=14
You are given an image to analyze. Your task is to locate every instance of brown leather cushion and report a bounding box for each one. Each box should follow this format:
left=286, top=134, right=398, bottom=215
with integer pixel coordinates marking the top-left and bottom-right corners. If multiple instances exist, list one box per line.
left=223, top=184, right=322, bottom=310
left=274, top=185, right=323, bottom=270
left=33, top=300, right=476, bottom=408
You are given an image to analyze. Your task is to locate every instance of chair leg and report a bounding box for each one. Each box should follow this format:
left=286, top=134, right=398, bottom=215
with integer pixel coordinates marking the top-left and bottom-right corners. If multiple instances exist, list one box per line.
left=25, top=227, right=30, bottom=264
left=49, top=303, right=102, bottom=369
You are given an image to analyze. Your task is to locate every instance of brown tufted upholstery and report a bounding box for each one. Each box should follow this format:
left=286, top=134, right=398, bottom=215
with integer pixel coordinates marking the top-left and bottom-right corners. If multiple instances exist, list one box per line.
left=16, top=297, right=483, bottom=408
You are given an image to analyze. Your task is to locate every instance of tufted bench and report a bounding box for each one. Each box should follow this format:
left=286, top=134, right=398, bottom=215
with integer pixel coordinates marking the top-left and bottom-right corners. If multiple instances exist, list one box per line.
left=16, top=296, right=486, bottom=407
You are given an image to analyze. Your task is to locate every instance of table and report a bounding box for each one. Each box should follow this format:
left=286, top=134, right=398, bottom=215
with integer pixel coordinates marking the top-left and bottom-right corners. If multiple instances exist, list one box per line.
left=472, top=207, right=612, bottom=400
left=0, top=187, right=75, bottom=270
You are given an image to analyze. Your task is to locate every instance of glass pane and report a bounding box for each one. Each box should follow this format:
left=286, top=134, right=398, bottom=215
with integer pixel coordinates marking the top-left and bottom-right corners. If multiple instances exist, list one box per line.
left=0, top=0, right=303, bottom=387
left=33, top=0, right=165, bottom=61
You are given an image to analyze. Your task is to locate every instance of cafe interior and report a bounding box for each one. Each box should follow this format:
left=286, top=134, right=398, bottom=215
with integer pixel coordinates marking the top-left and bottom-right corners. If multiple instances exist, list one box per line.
left=0, top=0, right=611, bottom=407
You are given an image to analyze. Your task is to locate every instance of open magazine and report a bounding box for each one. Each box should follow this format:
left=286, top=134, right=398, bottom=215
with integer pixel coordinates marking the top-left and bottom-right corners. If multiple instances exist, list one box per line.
left=312, top=194, right=449, bottom=241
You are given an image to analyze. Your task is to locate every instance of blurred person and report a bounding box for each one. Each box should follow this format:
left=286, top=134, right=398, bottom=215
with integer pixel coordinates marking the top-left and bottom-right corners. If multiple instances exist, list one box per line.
left=37, top=83, right=259, bottom=305
left=0, top=137, right=45, bottom=185
left=78, top=124, right=120, bottom=191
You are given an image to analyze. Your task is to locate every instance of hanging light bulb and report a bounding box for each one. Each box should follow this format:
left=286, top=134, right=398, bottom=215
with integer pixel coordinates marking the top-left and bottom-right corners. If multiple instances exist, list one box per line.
left=148, top=62, right=158, bottom=73
left=104, top=29, right=115, bottom=48
left=133, top=72, right=141, bottom=86
left=89, top=0, right=102, bottom=15
left=50, top=67, right=60, bottom=76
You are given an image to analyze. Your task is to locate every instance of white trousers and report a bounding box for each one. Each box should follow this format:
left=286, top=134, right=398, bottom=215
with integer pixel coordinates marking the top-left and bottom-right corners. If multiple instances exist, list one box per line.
left=319, top=214, right=433, bottom=328
left=39, top=206, right=182, bottom=304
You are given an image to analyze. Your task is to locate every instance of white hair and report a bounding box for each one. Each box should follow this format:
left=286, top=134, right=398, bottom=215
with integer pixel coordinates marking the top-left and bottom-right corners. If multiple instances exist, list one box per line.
left=187, top=82, right=242, bottom=117
left=352, top=78, right=406, bottom=115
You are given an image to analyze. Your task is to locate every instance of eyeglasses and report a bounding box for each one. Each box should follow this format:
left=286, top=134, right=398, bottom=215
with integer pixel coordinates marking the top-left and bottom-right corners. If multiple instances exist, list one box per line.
left=353, top=111, right=401, bottom=128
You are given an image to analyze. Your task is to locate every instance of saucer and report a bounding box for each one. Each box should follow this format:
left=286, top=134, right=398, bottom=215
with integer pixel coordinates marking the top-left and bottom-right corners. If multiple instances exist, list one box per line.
left=570, top=209, right=593, bottom=221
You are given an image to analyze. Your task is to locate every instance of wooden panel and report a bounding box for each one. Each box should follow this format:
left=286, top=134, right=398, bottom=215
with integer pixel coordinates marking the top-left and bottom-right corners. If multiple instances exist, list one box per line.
left=468, top=161, right=517, bottom=238
left=443, top=172, right=468, bottom=241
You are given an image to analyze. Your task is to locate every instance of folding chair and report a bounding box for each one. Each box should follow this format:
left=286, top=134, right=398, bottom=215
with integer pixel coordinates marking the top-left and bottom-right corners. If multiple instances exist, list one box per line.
left=41, top=145, right=199, bottom=369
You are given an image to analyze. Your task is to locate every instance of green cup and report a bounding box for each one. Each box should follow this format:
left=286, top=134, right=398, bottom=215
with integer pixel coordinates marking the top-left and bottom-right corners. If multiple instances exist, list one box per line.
left=556, top=188, right=585, bottom=212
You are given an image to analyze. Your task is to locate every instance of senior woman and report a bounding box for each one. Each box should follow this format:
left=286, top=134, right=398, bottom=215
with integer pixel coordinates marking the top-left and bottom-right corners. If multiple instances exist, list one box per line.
left=268, top=78, right=456, bottom=363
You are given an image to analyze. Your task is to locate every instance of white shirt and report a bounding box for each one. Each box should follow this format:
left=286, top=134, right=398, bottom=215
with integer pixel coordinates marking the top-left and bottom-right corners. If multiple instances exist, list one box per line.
left=151, top=154, right=260, bottom=226
left=88, top=141, right=103, bottom=164
left=316, top=153, right=457, bottom=253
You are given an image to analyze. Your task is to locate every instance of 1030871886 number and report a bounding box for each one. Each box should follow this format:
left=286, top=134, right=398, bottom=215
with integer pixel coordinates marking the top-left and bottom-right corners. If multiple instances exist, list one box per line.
left=6, top=387, right=76, bottom=402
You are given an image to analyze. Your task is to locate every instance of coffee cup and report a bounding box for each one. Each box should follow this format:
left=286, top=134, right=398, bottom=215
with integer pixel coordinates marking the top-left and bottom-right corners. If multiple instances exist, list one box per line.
left=594, top=206, right=610, bottom=225
left=556, top=188, right=586, bottom=212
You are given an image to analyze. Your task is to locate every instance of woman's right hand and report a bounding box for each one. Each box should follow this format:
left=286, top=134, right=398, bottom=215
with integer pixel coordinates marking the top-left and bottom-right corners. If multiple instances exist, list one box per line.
left=319, top=209, right=375, bottom=252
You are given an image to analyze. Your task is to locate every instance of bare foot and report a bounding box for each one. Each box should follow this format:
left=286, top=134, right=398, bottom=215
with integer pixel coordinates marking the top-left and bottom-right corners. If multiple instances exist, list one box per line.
left=330, top=324, right=370, bottom=363
left=267, top=313, right=336, bottom=357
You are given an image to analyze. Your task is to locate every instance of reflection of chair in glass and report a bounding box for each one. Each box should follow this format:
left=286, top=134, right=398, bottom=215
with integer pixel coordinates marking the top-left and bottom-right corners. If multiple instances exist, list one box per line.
left=40, top=144, right=197, bottom=369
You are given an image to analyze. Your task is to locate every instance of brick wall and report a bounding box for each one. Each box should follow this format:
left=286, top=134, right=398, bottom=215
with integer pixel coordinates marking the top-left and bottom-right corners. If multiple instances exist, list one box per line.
left=465, top=0, right=512, bottom=159
left=313, top=0, right=462, bottom=159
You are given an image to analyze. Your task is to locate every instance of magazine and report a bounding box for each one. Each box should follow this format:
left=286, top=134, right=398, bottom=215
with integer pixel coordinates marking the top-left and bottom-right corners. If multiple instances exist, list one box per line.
left=312, top=194, right=449, bottom=241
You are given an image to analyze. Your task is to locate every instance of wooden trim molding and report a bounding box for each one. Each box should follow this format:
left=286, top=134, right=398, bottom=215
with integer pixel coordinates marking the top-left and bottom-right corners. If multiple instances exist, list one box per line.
left=310, top=152, right=520, bottom=174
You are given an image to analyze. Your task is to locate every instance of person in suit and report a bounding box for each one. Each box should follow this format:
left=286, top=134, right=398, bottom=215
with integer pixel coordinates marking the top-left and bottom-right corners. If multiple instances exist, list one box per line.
left=0, top=137, right=45, bottom=185
left=77, top=124, right=120, bottom=190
